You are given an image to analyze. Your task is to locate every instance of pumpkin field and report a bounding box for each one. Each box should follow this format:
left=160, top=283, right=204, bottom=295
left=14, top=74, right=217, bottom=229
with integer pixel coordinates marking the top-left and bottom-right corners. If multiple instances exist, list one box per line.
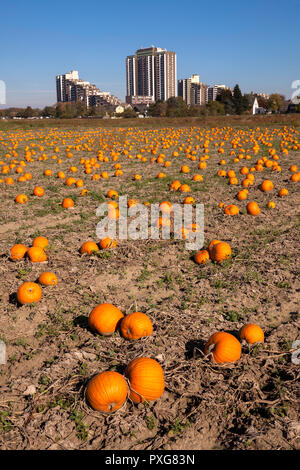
left=0, top=116, right=299, bottom=450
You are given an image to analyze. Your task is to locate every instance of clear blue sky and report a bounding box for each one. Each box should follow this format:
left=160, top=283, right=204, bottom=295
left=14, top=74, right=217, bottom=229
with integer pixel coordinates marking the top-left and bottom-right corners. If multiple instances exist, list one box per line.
left=1, top=0, right=299, bottom=108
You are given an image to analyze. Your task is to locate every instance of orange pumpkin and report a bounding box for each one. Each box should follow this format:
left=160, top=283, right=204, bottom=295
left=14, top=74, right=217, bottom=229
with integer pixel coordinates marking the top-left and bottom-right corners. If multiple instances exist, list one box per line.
left=246, top=201, right=260, bottom=215
left=159, top=201, right=173, bottom=214
left=99, top=237, right=117, bottom=250
left=210, top=241, right=231, bottom=263
left=62, top=198, right=74, bottom=208
left=86, top=371, right=128, bottom=412
left=27, top=246, right=47, bottom=262
left=204, top=332, right=241, bottom=363
left=33, top=186, right=45, bottom=197
left=88, top=303, right=124, bottom=336
left=38, top=272, right=58, bottom=286
left=15, top=194, right=28, bottom=204
left=278, top=188, right=288, bottom=197
left=239, top=324, right=264, bottom=344
left=80, top=241, right=99, bottom=255
left=32, top=236, right=49, bottom=250
left=194, top=249, right=210, bottom=265
left=10, top=244, right=28, bottom=260
left=17, top=282, right=42, bottom=304
left=224, top=204, right=239, bottom=216
left=120, top=312, right=153, bottom=340
left=208, top=239, right=221, bottom=256
left=260, top=180, right=273, bottom=192
left=125, top=357, right=165, bottom=404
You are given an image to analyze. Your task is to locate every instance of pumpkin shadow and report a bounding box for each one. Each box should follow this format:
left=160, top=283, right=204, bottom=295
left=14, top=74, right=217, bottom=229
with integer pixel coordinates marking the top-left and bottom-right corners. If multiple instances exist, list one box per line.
left=224, top=329, right=240, bottom=340
left=185, top=339, right=206, bottom=360
left=73, top=315, right=89, bottom=329
left=9, top=292, right=19, bottom=306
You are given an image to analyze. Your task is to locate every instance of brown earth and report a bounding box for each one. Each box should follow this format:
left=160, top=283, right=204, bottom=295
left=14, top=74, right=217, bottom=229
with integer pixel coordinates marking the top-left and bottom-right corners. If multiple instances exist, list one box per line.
left=0, top=120, right=299, bottom=450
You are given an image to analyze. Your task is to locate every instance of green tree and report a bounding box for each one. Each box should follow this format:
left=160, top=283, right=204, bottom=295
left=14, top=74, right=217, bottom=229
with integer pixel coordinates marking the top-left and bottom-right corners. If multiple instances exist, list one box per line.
left=122, top=107, right=137, bottom=118
left=148, top=100, right=167, bottom=117
left=166, top=96, right=188, bottom=117
left=206, top=101, right=225, bottom=115
left=217, top=89, right=235, bottom=114
left=233, top=84, right=244, bottom=114
left=267, top=93, right=285, bottom=113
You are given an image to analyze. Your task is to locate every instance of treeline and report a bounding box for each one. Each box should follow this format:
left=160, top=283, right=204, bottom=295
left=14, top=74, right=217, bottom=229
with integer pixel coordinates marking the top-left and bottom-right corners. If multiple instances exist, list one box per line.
left=1, top=85, right=298, bottom=119
left=148, top=85, right=293, bottom=117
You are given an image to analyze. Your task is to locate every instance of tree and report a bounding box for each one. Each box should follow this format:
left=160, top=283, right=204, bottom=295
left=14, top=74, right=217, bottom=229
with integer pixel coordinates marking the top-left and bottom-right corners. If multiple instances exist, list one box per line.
left=206, top=101, right=225, bottom=115
left=267, top=94, right=285, bottom=113
left=166, top=96, right=188, bottom=117
left=233, top=84, right=244, bottom=114
left=122, top=107, right=137, bottom=118
left=42, top=106, right=55, bottom=117
left=148, top=100, right=167, bottom=117
left=217, top=89, right=235, bottom=114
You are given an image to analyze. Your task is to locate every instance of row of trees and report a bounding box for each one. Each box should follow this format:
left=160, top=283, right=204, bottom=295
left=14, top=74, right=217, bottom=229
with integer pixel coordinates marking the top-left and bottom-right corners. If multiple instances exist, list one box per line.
left=1, top=85, right=298, bottom=119
left=148, top=85, right=291, bottom=117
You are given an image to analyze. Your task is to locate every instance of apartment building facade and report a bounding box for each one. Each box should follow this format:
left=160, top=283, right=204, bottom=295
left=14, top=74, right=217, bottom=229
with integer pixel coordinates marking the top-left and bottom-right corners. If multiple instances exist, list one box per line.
left=178, top=74, right=209, bottom=106
left=126, top=46, right=177, bottom=103
left=56, top=70, right=123, bottom=108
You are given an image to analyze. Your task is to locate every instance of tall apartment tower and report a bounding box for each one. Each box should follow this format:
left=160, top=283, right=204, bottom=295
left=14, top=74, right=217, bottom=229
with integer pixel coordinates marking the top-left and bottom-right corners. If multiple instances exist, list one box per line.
left=126, top=46, right=176, bottom=103
left=178, top=74, right=209, bottom=106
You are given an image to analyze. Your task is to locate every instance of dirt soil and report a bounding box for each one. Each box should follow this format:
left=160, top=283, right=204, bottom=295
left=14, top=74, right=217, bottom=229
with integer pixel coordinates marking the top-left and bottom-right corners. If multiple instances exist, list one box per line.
left=0, top=121, right=299, bottom=450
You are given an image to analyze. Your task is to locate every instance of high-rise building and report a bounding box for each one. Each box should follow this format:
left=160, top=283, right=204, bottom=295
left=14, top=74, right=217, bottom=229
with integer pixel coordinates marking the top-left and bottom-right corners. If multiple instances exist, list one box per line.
left=126, top=46, right=177, bottom=103
left=207, top=84, right=232, bottom=101
left=178, top=75, right=209, bottom=106
left=56, top=70, right=123, bottom=108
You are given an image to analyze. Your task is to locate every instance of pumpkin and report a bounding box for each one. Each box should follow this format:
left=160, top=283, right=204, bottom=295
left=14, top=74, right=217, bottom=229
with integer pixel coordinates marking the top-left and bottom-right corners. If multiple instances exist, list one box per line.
left=99, top=237, right=117, bottom=250
left=120, top=312, right=153, bottom=340
left=80, top=241, right=99, bottom=255
left=86, top=371, right=128, bottom=412
left=210, top=241, right=231, bottom=263
left=204, top=332, right=241, bottom=363
left=38, top=272, right=58, bottom=286
left=260, top=180, right=273, bottom=192
left=33, top=186, right=45, bottom=197
left=107, top=190, right=119, bottom=199
left=159, top=201, right=173, bottom=214
left=108, top=207, right=120, bottom=219
left=239, top=324, right=264, bottom=344
left=224, top=204, right=239, bottom=216
left=27, top=246, right=47, bottom=262
left=290, top=173, right=300, bottom=182
left=170, top=180, right=181, bottom=191
left=156, top=216, right=171, bottom=228
left=125, top=357, right=165, bottom=404
left=32, top=236, right=49, bottom=250
left=208, top=239, right=221, bottom=256
left=181, top=165, right=190, bottom=173
left=62, top=198, right=74, bottom=208
left=17, top=282, right=42, bottom=304
left=278, top=188, right=288, bottom=197
left=246, top=201, right=260, bottom=215
left=179, top=184, right=191, bottom=192
left=237, top=190, right=247, bottom=201
left=194, top=249, right=210, bottom=265
left=15, top=194, right=28, bottom=204
left=267, top=201, right=275, bottom=209
left=10, top=244, right=28, bottom=260
left=88, top=303, right=124, bottom=336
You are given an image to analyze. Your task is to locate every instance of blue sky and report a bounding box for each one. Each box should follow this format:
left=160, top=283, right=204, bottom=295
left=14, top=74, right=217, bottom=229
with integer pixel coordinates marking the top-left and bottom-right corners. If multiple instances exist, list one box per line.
left=1, top=0, right=299, bottom=107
